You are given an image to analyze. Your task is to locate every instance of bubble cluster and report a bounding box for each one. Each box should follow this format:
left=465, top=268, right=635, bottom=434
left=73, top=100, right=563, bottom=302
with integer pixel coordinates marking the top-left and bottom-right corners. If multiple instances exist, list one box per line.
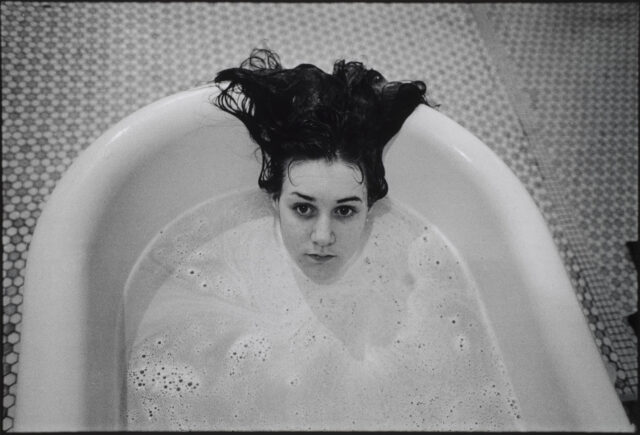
left=126, top=330, right=206, bottom=430
left=128, top=340, right=201, bottom=399
left=130, top=363, right=200, bottom=395
left=226, top=334, right=272, bottom=376
left=456, top=334, right=469, bottom=352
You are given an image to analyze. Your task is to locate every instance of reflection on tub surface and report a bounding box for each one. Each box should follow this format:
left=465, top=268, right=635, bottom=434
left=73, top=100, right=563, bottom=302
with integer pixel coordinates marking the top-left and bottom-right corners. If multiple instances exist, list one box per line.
left=125, top=188, right=522, bottom=431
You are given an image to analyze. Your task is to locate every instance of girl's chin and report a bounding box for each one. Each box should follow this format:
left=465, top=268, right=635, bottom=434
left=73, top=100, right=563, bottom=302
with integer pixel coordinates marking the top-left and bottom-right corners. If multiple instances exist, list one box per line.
left=296, top=257, right=343, bottom=283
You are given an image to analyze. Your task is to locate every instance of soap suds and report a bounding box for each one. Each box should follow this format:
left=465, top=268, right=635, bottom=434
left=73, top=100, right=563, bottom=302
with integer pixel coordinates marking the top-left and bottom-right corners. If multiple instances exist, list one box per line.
left=125, top=188, right=522, bottom=430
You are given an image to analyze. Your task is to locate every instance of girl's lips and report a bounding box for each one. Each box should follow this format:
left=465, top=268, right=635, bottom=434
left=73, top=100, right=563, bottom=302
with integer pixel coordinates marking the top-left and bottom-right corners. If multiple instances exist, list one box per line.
left=306, top=253, right=336, bottom=263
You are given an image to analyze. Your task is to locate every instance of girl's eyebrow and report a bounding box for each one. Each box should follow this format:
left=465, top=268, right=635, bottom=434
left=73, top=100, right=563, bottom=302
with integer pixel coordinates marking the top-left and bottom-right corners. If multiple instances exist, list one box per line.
left=292, top=192, right=315, bottom=201
left=337, top=196, right=363, bottom=204
left=291, top=192, right=362, bottom=204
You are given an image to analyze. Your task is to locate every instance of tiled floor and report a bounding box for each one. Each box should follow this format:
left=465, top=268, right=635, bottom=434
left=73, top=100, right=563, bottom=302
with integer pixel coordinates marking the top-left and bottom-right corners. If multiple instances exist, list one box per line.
left=2, top=2, right=637, bottom=431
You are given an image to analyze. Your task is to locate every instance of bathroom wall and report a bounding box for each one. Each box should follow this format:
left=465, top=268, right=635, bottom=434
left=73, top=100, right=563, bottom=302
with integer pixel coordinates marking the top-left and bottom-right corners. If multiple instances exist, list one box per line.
left=2, top=2, right=637, bottom=430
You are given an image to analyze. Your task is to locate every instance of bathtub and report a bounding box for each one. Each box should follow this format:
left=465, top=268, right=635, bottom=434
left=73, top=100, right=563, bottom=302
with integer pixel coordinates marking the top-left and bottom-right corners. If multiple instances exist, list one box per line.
left=14, top=86, right=633, bottom=432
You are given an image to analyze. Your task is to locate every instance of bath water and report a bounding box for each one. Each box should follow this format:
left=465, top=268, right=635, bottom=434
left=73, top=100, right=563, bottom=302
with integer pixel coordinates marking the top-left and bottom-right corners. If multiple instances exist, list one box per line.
left=125, top=188, right=522, bottom=431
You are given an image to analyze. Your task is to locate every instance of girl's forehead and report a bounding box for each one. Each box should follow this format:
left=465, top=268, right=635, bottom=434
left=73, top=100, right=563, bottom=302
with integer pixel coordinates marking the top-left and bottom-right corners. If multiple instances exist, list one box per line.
left=283, top=159, right=366, bottom=199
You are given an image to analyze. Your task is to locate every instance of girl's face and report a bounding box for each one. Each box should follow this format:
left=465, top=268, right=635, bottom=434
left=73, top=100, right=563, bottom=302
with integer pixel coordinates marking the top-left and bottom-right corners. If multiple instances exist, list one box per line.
left=274, top=158, right=370, bottom=283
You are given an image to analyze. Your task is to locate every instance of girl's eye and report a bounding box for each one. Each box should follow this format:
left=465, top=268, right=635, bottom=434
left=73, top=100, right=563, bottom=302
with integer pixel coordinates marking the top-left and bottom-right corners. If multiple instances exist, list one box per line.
left=335, top=206, right=355, bottom=218
left=294, top=204, right=314, bottom=216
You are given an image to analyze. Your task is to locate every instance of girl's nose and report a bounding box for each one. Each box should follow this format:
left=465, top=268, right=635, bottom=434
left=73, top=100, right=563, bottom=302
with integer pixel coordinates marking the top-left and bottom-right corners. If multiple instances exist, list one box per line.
left=311, top=214, right=335, bottom=246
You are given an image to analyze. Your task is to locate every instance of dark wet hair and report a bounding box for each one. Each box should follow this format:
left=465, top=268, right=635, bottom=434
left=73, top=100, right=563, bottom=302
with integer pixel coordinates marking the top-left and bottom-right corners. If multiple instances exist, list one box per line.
left=211, top=48, right=435, bottom=205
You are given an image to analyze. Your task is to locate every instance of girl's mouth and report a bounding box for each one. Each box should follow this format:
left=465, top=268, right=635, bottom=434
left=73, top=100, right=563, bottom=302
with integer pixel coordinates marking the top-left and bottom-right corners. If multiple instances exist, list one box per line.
left=306, top=253, right=336, bottom=264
